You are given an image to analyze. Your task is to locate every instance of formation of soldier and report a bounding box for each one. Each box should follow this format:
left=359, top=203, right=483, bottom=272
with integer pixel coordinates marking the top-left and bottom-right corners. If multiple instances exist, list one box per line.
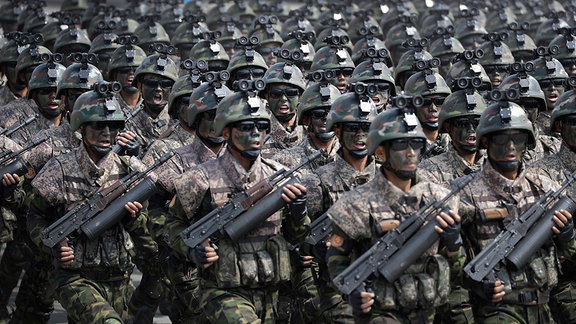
left=0, top=0, right=575, bottom=323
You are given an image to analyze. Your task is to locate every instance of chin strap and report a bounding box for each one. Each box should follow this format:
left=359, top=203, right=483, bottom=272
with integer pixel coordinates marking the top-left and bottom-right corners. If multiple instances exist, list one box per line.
left=382, top=161, right=416, bottom=181
left=490, top=159, right=520, bottom=173
left=275, top=113, right=295, bottom=123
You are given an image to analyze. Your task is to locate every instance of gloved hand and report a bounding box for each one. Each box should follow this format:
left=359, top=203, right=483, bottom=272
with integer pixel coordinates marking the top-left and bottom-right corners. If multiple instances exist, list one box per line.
left=557, top=217, right=575, bottom=243
left=436, top=210, right=463, bottom=252
left=282, top=183, right=307, bottom=223
left=123, top=138, right=141, bottom=157
left=347, top=286, right=374, bottom=315
left=189, top=241, right=219, bottom=269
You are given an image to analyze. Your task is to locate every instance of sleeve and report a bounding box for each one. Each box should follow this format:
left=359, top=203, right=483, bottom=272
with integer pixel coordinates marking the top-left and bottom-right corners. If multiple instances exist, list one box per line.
left=326, top=223, right=356, bottom=282
left=123, top=206, right=159, bottom=263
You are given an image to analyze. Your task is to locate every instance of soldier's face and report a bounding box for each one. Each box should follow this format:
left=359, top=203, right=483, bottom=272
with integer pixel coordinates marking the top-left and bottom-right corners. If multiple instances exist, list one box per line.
left=34, top=87, right=60, bottom=117
left=448, top=116, right=480, bottom=153
left=483, top=65, right=509, bottom=87
left=83, top=121, right=123, bottom=150
left=139, top=74, right=174, bottom=110
left=383, top=138, right=423, bottom=172
left=197, top=110, right=221, bottom=141
left=560, top=59, right=576, bottom=77
left=308, top=109, right=328, bottom=134
left=265, top=84, right=300, bottom=118
left=560, top=116, right=576, bottom=150
left=415, top=96, right=444, bottom=126
left=258, top=43, right=280, bottom=66
left=63, top=89, right=87, bottom=112
left=327, top=68, right=353, bottom=93
left=225, top=119, right=270, bottom=151
left=340, top=122, right=370, bottom=153
left=540, top=79, right=566, bottom=110
left=112, top=67, right=138, bottom=94
left=486, top=130, right=528, bottom=164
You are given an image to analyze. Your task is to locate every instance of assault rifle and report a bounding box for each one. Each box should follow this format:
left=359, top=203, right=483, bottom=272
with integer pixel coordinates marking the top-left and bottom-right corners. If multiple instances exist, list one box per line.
left=333, top=175, right=473, bottom=295
left=0, top=115, right=38, bottom=138
left=464, top=171, right=576, bottom=282
left=305, top=212, right=333, bottom=246
left=180, top=150, right=324, bottom=248
left=0, top=134, right=49, bottom=185
left=40, top=151, right=174, bottom=248
left=112, top=106, right=144, bottom=154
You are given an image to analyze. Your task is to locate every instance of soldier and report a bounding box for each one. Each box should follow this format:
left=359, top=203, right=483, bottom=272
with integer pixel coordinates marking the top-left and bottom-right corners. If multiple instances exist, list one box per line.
left=259, top=60, right=307, bottom=158
left=477, top=33, right=515, bottom=88
left=27, top=83, right=159, bottom=324
left=107, top=36, right=148, bottom=115
left=550, top=28, right=576, bottom=77
left=154, top=80, right=231, bottom=323
left=419, top=80, right=487, bottom=186
left=0, top=36, right=28, bottom=105
left=250, top=15, right=284, bottom=67
left=349, top=49, right=396, bottom=112
left=498, top=67, right=562, bottom=162
left=226, top=36, right=269, bottom=88
left=326, top=104, right=463, bottom=323
left=165, top=80, right=310, bottom=323
left=404, top=58, right=453, bottom=160
left=458, top=93, right=575, bottom=323
left=126, top=49, right=178, bottom=158
left=309, top=36, right=356, bottom=94
left=528, top=89, right=576, bottom=323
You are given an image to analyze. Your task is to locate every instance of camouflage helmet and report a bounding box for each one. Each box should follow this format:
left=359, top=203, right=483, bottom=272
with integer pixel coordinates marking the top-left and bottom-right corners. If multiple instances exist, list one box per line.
left=445, top=59, right=492, bottom=91
left=113, top=18, right=139, bottom=36
left=22, top=9, right=48, bottom=33
left=280, top=15, right=315, bottom=42
left=326, top=91, right=379, bottom=131
left=60, top=0, right=88, bottom=13
left=250, top=28, right=284, bottom=47
left=309, top=45, right=354, bottom=72
left=56, top=62, right=104, bottom=97
left=279, top=38, right=315, bottom=69
left=429, top=36, right=465, bottom=58
left=40, top=21, right=65, bottom=51
left=135, top=22, right=171, bottom=49
left=349, top=59, right=396, bottom=96
left=404, top=68, right=452, bottom=97
left=0, top=2, right=22, bottom=23
left=188, top=39, right=230, bottom=66
left=549, top=33, right=576, bottom=61
left=215, top=21, right=243, bottom=44
left=366, top=107, right=427, bottom=155
left=297, top=82, right=341, bottom=125
left=53, top=27, right=92, bottom=54
left=438, top=89, right=487, bottom=132
left=0, top=39, right=24, bottom=65
left=534, top=17, right=569, bottom=47
left=172, top=20, right=209, bottom=50
left=70, top=86, right=125, bottom=131
left=477, top=38, right=515, bottom=66
left=385, top=22, right=420, bottom=51
left=485, top=8, right=517, bottom=33
left=476, top=99, right=535, bottom=149
left=28, top=60, right=66, bottom=94
left=15, top=45, right=52, bottom=80
left=531, top=56, right=569, bottom=81
left=394, top=49, right=434, bottom=84
left=262, top=62, right=306, bottom=92
left=107, top=42, right=147, bottom=75
left=454, top=17, right=487, bottom=40
left=227, top=48, right=269, bottom=76
left=348, top=15, right=383, bottom=45
left=181, top=81, right=232, bottom=127
left=159, top=7, right=184, bottom=38
left=213, top=89, right=271, bottom=136
left=351, top=37, right=390, bottom=66
left=89, top=32, right=120, bottom=55
left=167, top=74, right=195, bottom=118
left=315, top=28, right=353, bottom=53
left=498, top=72, right=546, bottom=106
left=133, top=53, right=179, bottom=85
left=550, top=89, right=576, bottom=132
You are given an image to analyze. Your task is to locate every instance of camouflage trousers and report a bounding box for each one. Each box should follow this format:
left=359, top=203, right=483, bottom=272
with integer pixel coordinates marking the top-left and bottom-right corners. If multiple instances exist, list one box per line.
left=0, top=236, right=33, bottom=318
left=277, top=266, right=321, bottom=323
left=52, top=268, right=132, bottom=323
left=435, top=286, right=475, bottom=324
left=473, top=302, right=554, bottom=324
left=162, top=255, right=204, bottom=324
left=549, top=280, right=576, bottom=324
left=355, top=308, right=434, bottom=324
left=129, top=253, right=163, bottom=322
left=9, top=251, right=54, bottom=324
left=317, top=285, right=354, bottom=324
left=200, top=283, right=279, bottom=323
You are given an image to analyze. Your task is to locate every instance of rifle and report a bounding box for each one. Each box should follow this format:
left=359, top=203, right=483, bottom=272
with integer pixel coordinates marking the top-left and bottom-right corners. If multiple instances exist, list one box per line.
left=112, top=106, right=144, bottom=154
left=40, top=151, right=174, bottom=248
left=0, top=135, right=49, bottom=185
left=333, top=175, right=473, bottom=295
left=464, top=171, right=576, bottom=282
left=0, top=115, right=38, bottom=138
left=304, top=212, right=333, bottom=246
left=180, top=150, right=324, bottom=248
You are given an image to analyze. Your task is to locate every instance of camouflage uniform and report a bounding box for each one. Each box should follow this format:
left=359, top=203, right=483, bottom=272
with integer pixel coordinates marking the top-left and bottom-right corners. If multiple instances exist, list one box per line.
left=27, top=144, right=158, bottom=323
left=271, top=136, right=340, bottom=170
left=522, top=128, right=561, bottom=164
left=528, top=145, right=576, bottom=323
left=123, top=103, right=171, bottom=158
left=0, top=98, right=49, bottom=145
left=166, top=149, right=310, bottom=323
left=418, top=144, right=485, bottom=186
left=0, top=85, right=18, bottom=106
left=141, top=124, right=196, bottom=167
left=326, top=170, right=458, bottom=323
left=261, top=117, right=306, bottom=158
left=420, top=133, right=451, bottom=161
left=116, top=92, right=143, bottom=117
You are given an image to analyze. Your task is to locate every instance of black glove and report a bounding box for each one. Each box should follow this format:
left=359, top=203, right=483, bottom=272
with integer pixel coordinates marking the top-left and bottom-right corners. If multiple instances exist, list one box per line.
left=557, top=218, right=576, bottom=243
left=289, top=192, right=307, bottom=223
left=190, top=245, right=209, bottom=267
left=481, top=279, right=496, bottom=301
left=347, top=286, right=372, bottom=315
left=123, top=138, right=141, bottom=157
left=440, top=221, right=463, bottom=252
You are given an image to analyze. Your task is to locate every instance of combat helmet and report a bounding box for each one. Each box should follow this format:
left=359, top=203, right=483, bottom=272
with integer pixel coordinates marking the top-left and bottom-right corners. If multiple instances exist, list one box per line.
left=0, top=38, right=25, bottom=66
left=445, top=49, right=492, bottom=92
left=349, top=49, right=396, bottom=96
left=476, top=89, right=536, bottom=149
left=27, top=54, right=66, bottom=95
left=56, top=57, right=104, bottom=98
left=549, top=28, right=576, bottom=74
left=498, top=62, right=546, bottom=112
left=132, top=49, right=179, bottom=86
left=0, top=1, right=22, bottom=27
left=181, top=81, right=232, bottom=128
left=280, top=10, right=315, bottom=43
left=297, top=82, right=341, bottom=125
left=393, top=37, right=433, bottom=86
left=326, top=87, right=379, bottom=132
left=477, top=32, right=515, bottom=66
left=550, top=83, right=576, bottom=132
left=70, top=81, right=125, bottom=131
left=188, top=36, right=230, bottom=72
left=438, top=87, right=487, bottom=132
left=279, top=33, right=315, bottom=72
left=309, top=37, right=355, bottom=72
left=134, top=18, right=171, bottom=53
left=404, top=58, right=452, bottom=97
left=53, top=23, right=91, bottom=55
left=261, top=61, right=306, bottom=92
left=503, top=22, right=537, bottom=62
left=213, top=79, right=270, bottom=136
left=227, top=36, right=269, bottom=82
left=107, top=36, right=147, bottom=77
left=366, top=103, right=427, bottom=155
left=15, top=44, right=52, bottom=82
left=534, top=12, right=569, bottom=47
left=531, top=46, right=569, bottom=81
left=172, top=14, right=210, bottom=56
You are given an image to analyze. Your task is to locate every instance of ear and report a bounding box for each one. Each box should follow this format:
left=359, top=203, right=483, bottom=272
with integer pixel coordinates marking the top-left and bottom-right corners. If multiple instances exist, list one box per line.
left=374, top=145, right=387, bottom=162
left=222, top=127, right=231, bottom=141
left=554, top=120, right=562, bottom=134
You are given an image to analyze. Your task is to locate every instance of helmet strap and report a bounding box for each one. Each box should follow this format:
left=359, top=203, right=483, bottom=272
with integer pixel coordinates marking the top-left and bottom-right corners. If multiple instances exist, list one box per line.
left=348, top=148, right=368, bottom=158
left=228, top=138, right=260, bottom=161
left=382, top=160, right=416, bottom=181
left=490, top=159, right=520, bottom=173
left=422, top=121, right=439, bottom=130
left=274, top=112, right=295, bottom=123
left=315, top=131, right=336, bottom=142
left=39, top=106, right=62, bottom=119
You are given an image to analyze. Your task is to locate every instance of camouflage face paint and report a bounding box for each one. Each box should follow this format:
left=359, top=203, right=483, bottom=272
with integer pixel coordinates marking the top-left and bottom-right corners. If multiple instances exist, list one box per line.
left=449, top=117, right=479, bottom=153
left=487, top=130, right=527, bottom=172
left=341, top=122, right=369, bottom=153
left=386, top=140, right=419, bottom=172
left=35, top=87, right=61, bottom=119
left=266, top=84, right=300, bottom=119
left=561, top=117, right=576, bottom=151
left=230, top=121, right=266, bottom=151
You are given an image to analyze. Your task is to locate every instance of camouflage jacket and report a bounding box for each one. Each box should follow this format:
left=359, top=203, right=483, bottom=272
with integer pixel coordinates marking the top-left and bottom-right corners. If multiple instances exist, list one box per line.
left=0, top=98, right=54, bottom=145
left=166, top=148, right=310, bottom=260
left=27, top=145, right=158, bottom=272
left=270, top=135, right=340, bottom=169
left=309, top=152, right=378, bottom=218
left=26, top=120, right=81, bottom=173
left=141, top=124, right=196, bottom=167
left=420, top=132, right=451, bottom=161
left=418, top=144, right=485, bottom=187
left=0, top=85, right=18, bottom=107
left=115, top=92, right=143, bottom=117
left=123, top=103, right=171, bottom=158
left=458, top=161, right=572, bottom=301
left=534, top=112, right=556, bottom=137
left=326, top=171, right=458, bottom=312
left=261, top=115, right=306, bottom=158
left=522, top=127, right=561, bottom=165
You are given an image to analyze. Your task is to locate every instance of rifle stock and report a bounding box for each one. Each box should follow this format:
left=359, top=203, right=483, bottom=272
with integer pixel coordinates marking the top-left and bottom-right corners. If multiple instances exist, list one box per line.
left=464, top=170, right=576, bottom=282
left=40, top=151, right=173, bottom=248
left=180, top=150, right=324, bottom=248
left=333, top=175, right=473, bottom=295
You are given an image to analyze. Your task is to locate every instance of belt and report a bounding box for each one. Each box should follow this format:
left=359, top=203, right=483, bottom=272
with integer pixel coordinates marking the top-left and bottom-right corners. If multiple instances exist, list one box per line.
left=80, top=268, right=130, bottom=282
left=503, top=289, right=549, bottom=305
